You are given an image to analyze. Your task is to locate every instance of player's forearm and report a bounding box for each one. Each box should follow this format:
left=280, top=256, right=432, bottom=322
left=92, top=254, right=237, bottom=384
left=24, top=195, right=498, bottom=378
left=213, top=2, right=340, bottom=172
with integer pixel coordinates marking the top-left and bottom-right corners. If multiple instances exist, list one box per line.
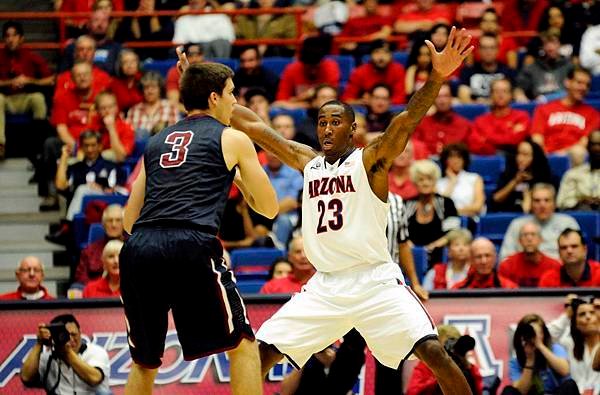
left=398, top=242, right=420, bottom=285
left=402, top=71, right=445, bottom=127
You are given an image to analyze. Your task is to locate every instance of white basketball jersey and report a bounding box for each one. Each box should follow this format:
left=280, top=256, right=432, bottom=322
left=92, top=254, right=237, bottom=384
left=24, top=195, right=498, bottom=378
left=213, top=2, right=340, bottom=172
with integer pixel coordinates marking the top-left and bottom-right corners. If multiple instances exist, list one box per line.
left=302, top=149, right=393, bottom=272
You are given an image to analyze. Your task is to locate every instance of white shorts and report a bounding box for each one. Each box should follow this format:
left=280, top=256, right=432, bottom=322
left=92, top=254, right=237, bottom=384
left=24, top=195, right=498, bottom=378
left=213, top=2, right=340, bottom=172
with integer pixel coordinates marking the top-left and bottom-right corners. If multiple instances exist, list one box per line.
left=256, top=262, right=438, bottom=369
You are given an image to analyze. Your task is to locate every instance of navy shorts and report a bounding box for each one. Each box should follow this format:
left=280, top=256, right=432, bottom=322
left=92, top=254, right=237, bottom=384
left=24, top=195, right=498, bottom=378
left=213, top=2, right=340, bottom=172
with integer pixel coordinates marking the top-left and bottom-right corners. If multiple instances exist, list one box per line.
left=120, top=226, right=254, bottom=368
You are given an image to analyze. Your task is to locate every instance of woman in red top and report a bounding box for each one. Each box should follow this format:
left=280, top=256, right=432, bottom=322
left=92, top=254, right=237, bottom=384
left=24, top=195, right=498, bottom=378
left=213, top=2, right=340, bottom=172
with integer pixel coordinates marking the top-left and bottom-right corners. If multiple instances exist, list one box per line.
left=83, top=239, right=123, bottom=298
left=110, top=49, right=143, bottom=113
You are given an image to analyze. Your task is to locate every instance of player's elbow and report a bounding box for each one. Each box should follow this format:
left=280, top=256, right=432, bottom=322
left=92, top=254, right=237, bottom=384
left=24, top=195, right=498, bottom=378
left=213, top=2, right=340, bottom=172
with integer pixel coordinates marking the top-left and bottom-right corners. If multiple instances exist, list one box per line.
left=256, top=190, right=279, bottom=219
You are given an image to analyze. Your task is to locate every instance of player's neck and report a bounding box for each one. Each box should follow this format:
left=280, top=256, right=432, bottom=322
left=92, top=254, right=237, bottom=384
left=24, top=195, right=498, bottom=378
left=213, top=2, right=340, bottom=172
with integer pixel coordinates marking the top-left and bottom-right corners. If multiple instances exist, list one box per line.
left=187, top=109, right=212, bottom=118
left=324, top=145, right=355, bottom=165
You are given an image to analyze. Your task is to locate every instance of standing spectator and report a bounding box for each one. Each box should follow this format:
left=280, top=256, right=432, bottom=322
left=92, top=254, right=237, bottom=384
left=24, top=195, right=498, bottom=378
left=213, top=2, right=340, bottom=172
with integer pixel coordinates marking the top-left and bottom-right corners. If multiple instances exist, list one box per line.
left=0, top=256, right=54, bottom=300
left=412, top=83, right=472, bottom=157
left=0, top=21, right=54, bottom=161
left=365, top=84, right=394, bottom=133
left=20, top=314, right=111, bottom=394
left=423, top=228, right=472, bottom=290
left=491, top=138, right=553, bottom=213
left=539, top=229, right=600, bottom=288
left=530, top=67, right=600, bottom=155
left=233, top=46, right=279, bottom=103
left=453, top=237, right=518, bottom=289
left=275, top=36, right=340, bottom=108
left=468, top=79, right=530, bottom=155
left=472, top=8, right=518, bottom=69
left=166, top=43, right=204, bottom=110
left=557, top=130, right=600, bottom=211
left=260, top=236, right=316, bottom=294
left=126, top=71, right=180, bottom=139
left=109, top=49, right=143, bottom=113
left=500, top=183, right=580, bottom=260
left=342, top=40, right=406, bottom=105
left=404, top=159, right=460, bottom=266
left=458, top=33, right=514, bottom=104
left=580, top=24, right=600, bottom=75
left=388, top=141, right=418, bottom=199
left=499, top=222, right=561, bottom=287
left=405, top=43, right=432, bottom=98
left=172, top=0, right=235, bottom=58
left=514, top=30, right=574, bottom=103
left=83, top=240, right=123, bottom=298
left=393, top=0, right=453, bottom=36
left=235, top=0, right=296, bottom=57
left=502, top=314, right=572, bottom=395
left=294, top=84, right=338, bottom=150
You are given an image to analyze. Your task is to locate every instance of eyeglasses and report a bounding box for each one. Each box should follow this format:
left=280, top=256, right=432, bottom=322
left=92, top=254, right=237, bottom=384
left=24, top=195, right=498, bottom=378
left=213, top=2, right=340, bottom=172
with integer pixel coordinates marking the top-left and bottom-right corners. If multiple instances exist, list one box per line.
left=17, top=268, right=42, bottom=274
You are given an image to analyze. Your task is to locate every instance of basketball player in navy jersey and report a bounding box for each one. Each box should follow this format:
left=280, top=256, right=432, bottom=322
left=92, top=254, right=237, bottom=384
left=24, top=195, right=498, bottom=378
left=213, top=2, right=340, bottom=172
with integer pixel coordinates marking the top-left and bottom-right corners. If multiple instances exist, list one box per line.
left=120, top=62, right=278, bottom=395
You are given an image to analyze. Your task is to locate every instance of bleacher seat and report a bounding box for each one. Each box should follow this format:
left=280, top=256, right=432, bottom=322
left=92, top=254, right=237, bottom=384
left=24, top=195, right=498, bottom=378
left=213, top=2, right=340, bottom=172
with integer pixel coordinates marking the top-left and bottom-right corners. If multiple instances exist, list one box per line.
left=235, top=271, right=269, bottom=281
left=269, top=107, right=307, bottom=128
left=591, top=75, right=600, bottom=93
left=326, top=55, right=355, bottom=85
left=73, top=194, right=129, bottom=249
left=236, top=280, right=266, bottom=294
left=484, top=184, right=497, bottom=204
left=585, top=99, right=600, bottom=112
left=564, top=211, right=600, bottom=260
left=262, top=57, right=294, bottom=76
left=511, top=102, right=536, bottom=116
left=547, top=155, right=570, bottom=180
left=469, top=155, right=505, bottom=184
left=87, top=223, right=105, bottom=245
left=142, top=59, right=175, bottom=77
left=477, top=213, right=520, bottom=244
left=209, top=57, right=239, bottom=70
left=411, top=246, right=428, bottom=283
left=230, top=247, right=285, bottom=274
left=453, top=104, right=488, bottom=120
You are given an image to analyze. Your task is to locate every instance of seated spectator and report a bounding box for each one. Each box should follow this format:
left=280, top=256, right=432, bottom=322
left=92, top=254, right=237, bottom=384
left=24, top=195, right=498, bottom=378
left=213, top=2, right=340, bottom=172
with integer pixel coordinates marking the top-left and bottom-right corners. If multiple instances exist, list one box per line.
left=539, top=229, right=600, bottom=288
left=342, top=40, right=406, bottom=105
left=436, top=143, right=485, bottom=219
left=0, top=21, right=54, bottom=161
left=0, top=256, right=54, bottom=300
left=275, top=36, right=340, bottom=108
left=412, top=83, right=472, bottom=157
left=233, top=46, right=280, bottom=103
left=453, top=237, right=518, bottom=289
left=172, top=0, right=235, bottom=58
left=393, top=0, right=453, bottom=36
left=500, top=183, right=580, bottom=260
left=83, top=240, right=123, bottom=298
left=530, top=67, right=600, bottom=155
left=514, top=30, right=574, bottom=103
left=423, top=228, right=472, bottom=290
left=468, top=79, right=530, bottom=155
left=54, top=36, right=112, bottom=100
left=499, top=222, right=561, bottom=287
left=92, top=0, right=121, bottom=40
left=405, top=43, right=432, bottom=98
left=501, top=0, right=549, bottom=42
left=502, top=313, right=572, bottom=395
left=472, top=8, right=518, bottom=69
left=73, top=204, right=125, bottom=286
left=57, top=0, right=124, bottom=38
left=492, top=138, right=553, bottom=213
left=353, top=113, right=368, bottom=147
left=20, top=314, right=110, bottom=393
left=166, top=43, right=204, bottom=110
left=109, top=49, right=143, bottom=113
left=580, top=24, right=600, bottom=75
left=404, top=159, right=460, bottom=266
left=59, top=10, right=121, bottom=75
left=126, top=71, right=180, bottom=139
left=294, top=84, right=338, bottom=150
left=388, top=140, right=418, bottom=199
left=271, top=113, right=296, bottom=140
left=557, top=130, right=600, bottom=211
left=524, top=7, right=576, bottom=66
left=458, top=33, right=514, bottom=104
left=260, top=236, right=316, bottom=294
left=244, top=87, right=272, bottom=125
left=267, top=258, right=292, bottom=281
left=365, top=84, right=394, bottom=133
left=235, top=0, right=296, bottom=57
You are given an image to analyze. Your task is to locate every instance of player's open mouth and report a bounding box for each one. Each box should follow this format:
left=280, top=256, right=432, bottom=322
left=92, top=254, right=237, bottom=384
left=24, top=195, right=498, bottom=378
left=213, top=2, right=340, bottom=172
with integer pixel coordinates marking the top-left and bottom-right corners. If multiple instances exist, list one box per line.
left=322, top=140, right=333, bottom=149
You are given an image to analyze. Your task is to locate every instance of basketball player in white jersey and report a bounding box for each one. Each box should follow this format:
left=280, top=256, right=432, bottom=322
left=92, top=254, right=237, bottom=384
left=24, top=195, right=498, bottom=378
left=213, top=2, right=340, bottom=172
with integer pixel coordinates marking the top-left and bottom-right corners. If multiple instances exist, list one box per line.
left=176, top=27, right=474, bottom=394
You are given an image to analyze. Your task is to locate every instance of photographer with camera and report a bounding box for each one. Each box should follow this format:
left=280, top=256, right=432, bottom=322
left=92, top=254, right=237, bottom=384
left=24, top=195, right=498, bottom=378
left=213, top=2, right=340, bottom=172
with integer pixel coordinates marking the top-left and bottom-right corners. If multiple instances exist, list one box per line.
left=503, top=314, right=575, bottom=395
left=20, top=314, right=110, bottom=395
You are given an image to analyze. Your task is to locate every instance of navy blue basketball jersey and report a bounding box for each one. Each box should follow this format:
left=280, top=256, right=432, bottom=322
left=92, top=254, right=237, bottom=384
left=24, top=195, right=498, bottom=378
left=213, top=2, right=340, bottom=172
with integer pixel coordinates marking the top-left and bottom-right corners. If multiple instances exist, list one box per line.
left=133, top=115, right=235, bottom=233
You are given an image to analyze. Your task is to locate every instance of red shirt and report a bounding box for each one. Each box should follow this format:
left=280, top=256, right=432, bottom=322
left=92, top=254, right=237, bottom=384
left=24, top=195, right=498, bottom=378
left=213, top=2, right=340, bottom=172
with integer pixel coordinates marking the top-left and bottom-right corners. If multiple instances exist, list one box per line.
left=50, top=88, right=101, bottom=140
left=166, top=65, right=180, bottom=93
left=276, top=60, right=340, bottom=101
left=54, top=66, right=112, bottom=100
left=259, top=273, right=309, bottom=294
left=340, top=15, right=393, bottom=37
left=60, top=0, right=124, bottom=26
left=413, top=112, right=472, bottom=156
left=407, top=360, right=483, bottom=395
left=531, top=100, right=600, bottom=153
left=498, top=252, right=562, bottom=287
left=0, top=48, right=53, bottom=95
left=468, top=109, right=530, bottom=155
left=453, top=268, right=519, bottom=289
left=538, top=260, right=600, bottom=288
left=0, top=286, right=54, bottom=300
left=88, top=114, right=135, bottom=155
left=109, top=75, right=143, bottom=112
left=83, top=277, right=121, bottom=298
left=388, top=173, right=418, bottom=199
left=396, top=4, right=453, bottom=26
left=75, top=238, right=108, bottom=284
left=342, top=62, right=406, bottom=104
left=501, top=0, right=548, bottom=32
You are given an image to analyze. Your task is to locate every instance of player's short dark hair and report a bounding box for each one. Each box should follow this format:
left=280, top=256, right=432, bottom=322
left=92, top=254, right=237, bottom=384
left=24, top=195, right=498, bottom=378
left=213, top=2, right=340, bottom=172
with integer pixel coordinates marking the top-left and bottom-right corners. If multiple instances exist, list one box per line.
left=51, top=314, right=80, bottom=330
left=180, top=63, right=234, bottom=111
left=3, top=21, right=24, bottom=37
left=319, top=100, right=355, bottom=123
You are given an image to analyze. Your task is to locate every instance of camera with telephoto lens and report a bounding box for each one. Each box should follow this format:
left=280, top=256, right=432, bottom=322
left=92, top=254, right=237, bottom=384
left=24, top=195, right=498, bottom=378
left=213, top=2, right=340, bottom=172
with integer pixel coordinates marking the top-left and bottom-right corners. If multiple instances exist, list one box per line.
left=443, top=335, right=478, bottom=394
left=44, top=323, right=71, bottom=348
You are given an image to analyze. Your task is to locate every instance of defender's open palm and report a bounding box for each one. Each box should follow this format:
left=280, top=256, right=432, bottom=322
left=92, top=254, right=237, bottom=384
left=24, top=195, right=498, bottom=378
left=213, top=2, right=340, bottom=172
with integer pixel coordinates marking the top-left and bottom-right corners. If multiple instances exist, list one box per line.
left=425, top=26, right=473, bottom=79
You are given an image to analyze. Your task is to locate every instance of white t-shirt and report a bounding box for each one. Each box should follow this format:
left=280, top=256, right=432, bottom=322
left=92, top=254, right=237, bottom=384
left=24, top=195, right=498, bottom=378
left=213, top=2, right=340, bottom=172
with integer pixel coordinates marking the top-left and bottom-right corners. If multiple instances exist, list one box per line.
left=173, top=12, right=235, bottom=44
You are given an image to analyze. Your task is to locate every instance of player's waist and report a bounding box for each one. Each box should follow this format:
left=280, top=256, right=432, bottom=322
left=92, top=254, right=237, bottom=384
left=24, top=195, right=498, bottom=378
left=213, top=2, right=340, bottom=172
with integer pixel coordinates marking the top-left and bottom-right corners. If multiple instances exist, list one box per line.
left=132, top=219, right=218, bottom=236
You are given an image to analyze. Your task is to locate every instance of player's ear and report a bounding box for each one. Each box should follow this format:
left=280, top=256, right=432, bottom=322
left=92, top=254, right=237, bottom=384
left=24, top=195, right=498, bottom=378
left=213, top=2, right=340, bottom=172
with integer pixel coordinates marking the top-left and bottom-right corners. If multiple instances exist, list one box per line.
left=209, top=91, right=219, bottom=106
left=350, top=121, right=357, bottom=137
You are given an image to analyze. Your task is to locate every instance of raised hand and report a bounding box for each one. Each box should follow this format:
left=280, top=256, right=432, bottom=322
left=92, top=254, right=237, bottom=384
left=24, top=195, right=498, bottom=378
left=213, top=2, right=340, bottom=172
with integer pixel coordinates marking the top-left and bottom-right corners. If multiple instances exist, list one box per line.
left=176, top=46, right=189, bottom=75
left=425, top=26, right=473, bottom=79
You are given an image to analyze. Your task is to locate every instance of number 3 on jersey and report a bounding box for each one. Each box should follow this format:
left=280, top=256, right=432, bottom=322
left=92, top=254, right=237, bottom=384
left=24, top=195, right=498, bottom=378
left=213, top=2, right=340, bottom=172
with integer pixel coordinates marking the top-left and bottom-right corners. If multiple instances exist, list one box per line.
left=317, top=199, right=343, bottom=233
left=160, top=131, right=194, bottom=168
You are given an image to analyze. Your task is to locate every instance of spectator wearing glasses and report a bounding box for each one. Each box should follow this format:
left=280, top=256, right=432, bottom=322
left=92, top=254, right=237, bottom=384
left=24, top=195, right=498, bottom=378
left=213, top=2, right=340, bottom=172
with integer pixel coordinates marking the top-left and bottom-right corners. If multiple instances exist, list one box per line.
left=0, top=256, right=54, bottom=300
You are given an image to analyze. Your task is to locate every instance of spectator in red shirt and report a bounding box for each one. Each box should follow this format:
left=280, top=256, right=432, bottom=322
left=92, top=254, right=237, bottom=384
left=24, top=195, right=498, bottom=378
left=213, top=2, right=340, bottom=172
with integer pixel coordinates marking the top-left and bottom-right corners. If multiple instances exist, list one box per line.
left=260, top=236, right=316, bottom=294
left=405, top=43, right=433, bottom=98
left=501, top=0, right=549, bottom=40
left=109, top=49, right=143, bottom=113
left=275, top=36, right=340, bottom=108
left=0, top=21, right=55, bottom=161
left=539, top=229, right=600, bottom=288
left=0, top=256, right=54, bottom=300
left=342, top=40, right=406, bottom=105
left=468, top=79, right=530, bottom=155
left=471, top=8, right=518, bottom=69
left=166, top=43, right=204, bottom=112
left=530, top=67, right=600, bottom=155
left=412, top=83, right=472, bottom=157
left=267, top=258, right=292, bottom=281
left=83, top=240, right=123, bottom=298
left=393, top=0, right=453, bottom=36
left=57, top=0, right=124, bottom=38
left=423, top=228, right=472, bottom=290
left=388, top=140, right=419, bottom=199
left=499, top=222, right=561, bottom=287
left=453, top=237, right=519, bottom=289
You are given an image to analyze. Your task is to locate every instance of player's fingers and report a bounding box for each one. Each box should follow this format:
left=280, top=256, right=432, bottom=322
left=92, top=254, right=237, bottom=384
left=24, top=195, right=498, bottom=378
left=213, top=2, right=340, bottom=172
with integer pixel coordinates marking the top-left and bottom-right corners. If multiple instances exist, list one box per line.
left=457, top=32, right=472, bottom=54
left=461, top=45, right=475, bottom=58
left=424, top=40, right=436, bottom=55
left=447, top=26, right=457, bottom=49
